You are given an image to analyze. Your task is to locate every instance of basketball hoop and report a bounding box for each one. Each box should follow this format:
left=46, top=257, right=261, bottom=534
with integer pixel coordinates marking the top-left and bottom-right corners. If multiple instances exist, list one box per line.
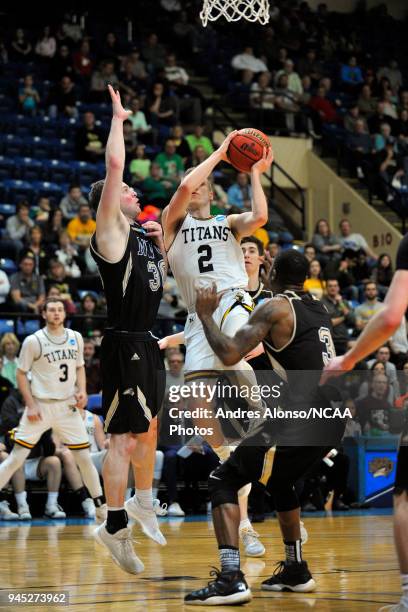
left=200, top=0, right=270, bottom=27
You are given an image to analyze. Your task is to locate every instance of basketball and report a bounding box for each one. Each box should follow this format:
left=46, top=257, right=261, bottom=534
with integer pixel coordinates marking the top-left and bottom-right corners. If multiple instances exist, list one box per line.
left=227, top=128, right=270, bottom=173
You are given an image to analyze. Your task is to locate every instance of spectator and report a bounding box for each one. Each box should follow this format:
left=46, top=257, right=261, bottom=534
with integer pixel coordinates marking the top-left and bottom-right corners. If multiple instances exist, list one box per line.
left=45, top=258, right=77, bottom=299
left=372, top=253, right=393, bottom=298
left=67, top=203, right=96, bottom=251
left=164, top=54, right=202, bottom=124
left=338, top=218, right=378, bottom=260
left=46, top=284, right=76, bottom=315
left=141, top=32, right=166, bottom=73
left=342, top=399, right=362, bottom=438
left=75, top=112, right=106, bottom=162
left=0, top=268, right=10, bottom=310
left=123, top=48, right=147, bottom=82
left=377, top=60, right=403, bottom=95
left=322, top=279, right=355, bottom=355
left=73, top=39, right=94, bottom=80
left=48, top=75, right=78, bottom=118
left=250, top=72, right=276, bottom=109
left=0, top=333, right=20, bottom=388
left=374, top=122, right=396, bottom=152
left=298, top=49, right=324, bottom=83
left=129, top=144, right=151, bottom=185
left=357, top=85, right=377, bottom=117
left=155, top=139, right=184, bottom=183
left=309, top=85, right=339, bottom=131
left=9, top=255, right=45, bottom=314
left=191, top=145, right=208, bottom=167
left=356, top=373, right=392, bottom=436
left=35, top=26, right=56, bottom=60
left=118, top=58, right=143, bottom=98
left=344, top=105, right=368, bottom=133
left=312, top=218, right=342, bottom=270
left=303, top=259, right=326, bottom=299
left=40, top=208, right=64, bottom=249
left=128, top=97, right=152, bottom=141
left=6, top=201, right=34, bottom=248
left=170, top=125, right=191, bottom=164
left=368, top=100, right=396, bottom=135
left=60, top=184, right=88, bottom=221
left=304, top=243, right=317, bottom=262
left=231, top=46, right=268, bottom=80
left=275, top=59, right=303, bottom=96
left=32, top=196, right=51, bottom=223
left=83, top=339, right=101, bottom=394
left=99, top=31, right=123, bottom=66
left=345, top=119, right=374, bottom=178
left=274, top=73, right=301, bottom=132
left=340, top=56, right=364, bottom=91
left=72, top=293, right=104, bottom=338
left=185, top=125, right=214, bottom=157
left=382, top=89, right=398, bottom=121
left=18, top=74, right=40, bottom=116
left=55, top=231, right=81, bottom=278
left=367, top=345, right=398, bottom=383
left=147, top=81, right=179, bottom=128
left=123, top=119, right=137, bottom=157
left=20, top=225, right=48, bottom=276
left=50, top=44, right=74, bottom=81
left=141, top=162, right=173, bottom=207
left=90, top=60, right=119, bottom=101
left=10, top=28, right=32, bottom=60
left=227, top=172, right=253, bottom=210
left=355, top=281, right=383, bottom=332
left=164, top=52, right=189, bottom=85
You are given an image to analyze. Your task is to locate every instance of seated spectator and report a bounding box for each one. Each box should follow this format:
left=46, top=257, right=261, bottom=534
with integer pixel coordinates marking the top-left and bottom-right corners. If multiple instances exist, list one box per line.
left=343, top=399, right=362, bottom=438
left=395, top=361, right=408, bottom=405
left=83, top=338, right=101, bottom=394
left=75, top=112, right=106, bottom=163
left=67, top=204, right=96, bottom=251
left=191, top=145, right=208, bottom=167
left=274, top=74, right=301, bottom=132
left=345, top=119, right=374, bottom=178
left=227, top=172, right=253, bottom=210
left=0, top=333, right=20, bottom=388
left=368, top=100, right=396, bottom=135
left=340, top=55, right=364, bottom=91
left=50, top=44, right=74, bottom=81
left=312, top=218, right=342, bottom=271
left=338, top=218, right=378, bottom=261
left=45, top=259, right=78, bottom=306
left=90, top=60, right=119, bottom=102
left=123, top=47, right=147, bottom=82
left=73, top=39, right=94, bottom=80
left=377, top=60, right=403, bottom=95
left=155, top=139, right=184, bottom=183
left=55, top=231, right=81, bottom=278
left=353, top=250, right=372, bottom=300
left=164, top=54, right=202, bottom=124
left=128, top=97, right=153, bottom=141
left=367, top=345, right=398, bottom=385
left=0, top=268, right=10, bottom=310
left=304, top=243, right=316, bottom=262
left=344, top=105, right=368, bottom=133
left=374, top=122, right=396, bottom=152
left=72, top=292, right=104, bottom=338
left=357, top=360, right=397, bottom=404
left=5, top=200, right=34, bottom=250
left=275, top=59, right=303, bottom=96
left=164, top=52, right=189, bottom=86
left=9, top=255, right=45, bottom=314
left=298, top=48, right=324, bottom=83
left=48, top=75, right=78, bottom=119
left=336, top=250, right=359, bottom=302
left=356, top=373, right=392, bottom=436
left=309, top=85, right=339, bottom=132
left=304, top=259, right=326, bottom=299
left=372, top=252, right=393, bottom=299
left=147, top=81, right=179, bottom=128
left=40, top=208, right=64, bottom=249
left=355, top=281, right=383, bottom=332
left=170, top=125, right=191, bottom=164
left=100, top=31, right=123, bottom=66
left=357, top=84, right=377, bottom=117
left=322, top=278, right=355, bottom=355
left=10, top=28, right=32, bottom=60
left=142, top=162, right=175, bottom=207
left=18, top=74, right=41, bottom=116
left=250, top=71, right=276, bottom=109
left=231, top=46, right=268, bottom=83
left=32, top=197, right=51, bottom=223
left=129, top=144, right=151, bottom=185
left=20, top=225, right=48, bottom=276
left=123, top=119, right=137, bottom=158
left=47, top=285, right=76, bottom=315
left=60, top=184, right=88, bottom=221
left=185, top=125, right=214, bottom=157
left=142, top=32, right=166, bottom=73
left=35, top=26, right=56, bottom=60
left=382, top=88, right=398, bottom=121
left=118, top=58, right=143, bottom=99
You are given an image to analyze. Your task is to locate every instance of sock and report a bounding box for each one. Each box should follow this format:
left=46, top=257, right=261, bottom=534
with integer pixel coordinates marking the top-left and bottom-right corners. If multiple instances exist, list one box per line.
left=106, top=508, right=128, bottom=534
left=219, top=546, right=240, bottom=572
left=15, top=491, right=27, bottom=507
left=401, top=574, right=408, bottom=606
left=136, top=488, right=153, bottom=510
left=284, top=539, right=302, bottom=564
left=93, top=494, right=106, bottom=507
left=47, top=492, right=58, bottom=507
left=239, top=518, right=251, bottom=531
left=152, top=487, right=158, bottom=499
left=74, top=486, right=88, bottom=503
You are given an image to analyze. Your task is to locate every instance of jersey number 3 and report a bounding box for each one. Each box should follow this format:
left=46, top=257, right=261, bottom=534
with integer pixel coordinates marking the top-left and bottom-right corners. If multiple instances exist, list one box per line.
left=318, top=327, right=336, bottom=366
left=59, top=364, right=68, bottom=382
left=198, top=245, right=214, bottom=273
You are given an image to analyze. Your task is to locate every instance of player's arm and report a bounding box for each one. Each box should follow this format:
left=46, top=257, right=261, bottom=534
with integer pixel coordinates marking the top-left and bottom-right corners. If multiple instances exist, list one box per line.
left=75, top=333, right=87, bottom=409
left=228, top=147, right=273, bottom=240
left=161, top=131, right=238, bottom=242
left=158, top=331, right=185, bottom=349
left=196, top=283, right=286, bottom=365
left=16, top=336, right=41, bottom=422
left=95, top=85, right=131, bottom=258
left=93, top=414, right=106, bottom=450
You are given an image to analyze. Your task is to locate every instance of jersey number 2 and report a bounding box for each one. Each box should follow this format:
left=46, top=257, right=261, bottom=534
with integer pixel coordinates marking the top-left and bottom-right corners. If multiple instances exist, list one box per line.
left=198, top=245, right=214, bottom=273
left=59, top=364, right=68, bottom=382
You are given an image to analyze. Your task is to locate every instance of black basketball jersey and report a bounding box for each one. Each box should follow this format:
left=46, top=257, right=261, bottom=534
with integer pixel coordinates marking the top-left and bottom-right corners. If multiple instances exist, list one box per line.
left=248, top=282, right=273, bottom=306
left=90, top=223, right=164, bottom=332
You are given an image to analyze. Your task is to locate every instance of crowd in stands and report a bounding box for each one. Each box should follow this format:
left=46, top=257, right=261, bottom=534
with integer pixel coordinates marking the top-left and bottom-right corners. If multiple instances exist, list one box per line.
left=0, top=4, right=407, bottom=518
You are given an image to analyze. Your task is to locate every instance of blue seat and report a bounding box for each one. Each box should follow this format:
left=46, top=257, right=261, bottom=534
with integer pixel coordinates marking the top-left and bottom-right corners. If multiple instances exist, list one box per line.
left=0, top=320, right=14, bottom=334
left=25, top=136, right=56, bottom=159
left=2, top=179, right=34, bottom=203
left=0, top=156, right=15, bottom=180
left=43, top=159, right=73, bottom=183
left=77, top=289, right=100, bottom=301
left=31, top=180, right=63, bottom=204
left=71, top=161, right=100, bottom=185
left=87, top=394, right=102, bottom=412
left=17, top=319, right=40, bottom=336
left=0, top=258, right=18, bottom=274
left=1, top=134, right=26, bottom=157
left=0, top=203, right=16, bottom=217
left=56, top=138, right=75, bottom=161
left=17, top=157, right=44, bottom=181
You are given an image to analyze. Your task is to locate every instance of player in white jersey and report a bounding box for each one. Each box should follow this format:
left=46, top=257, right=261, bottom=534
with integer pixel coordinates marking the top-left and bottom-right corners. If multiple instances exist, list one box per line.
left=0, top=298, right=107, bottom=520
left=161, top=132, right=273, bottom=557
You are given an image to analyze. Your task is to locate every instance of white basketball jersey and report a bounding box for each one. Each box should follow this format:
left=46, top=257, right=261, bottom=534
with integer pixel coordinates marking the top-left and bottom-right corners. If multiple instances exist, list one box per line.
left=83, top=409, right=99, bottom=452
left=27, top=328, right=84, bottom=400
left=167, top=214, right=248, bottom=312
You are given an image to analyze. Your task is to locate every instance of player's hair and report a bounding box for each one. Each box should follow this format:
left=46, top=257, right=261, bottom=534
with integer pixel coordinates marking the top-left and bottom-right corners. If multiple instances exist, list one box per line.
left=274, top=249, right=309, bottom=285
left=89, top=180, right=105, bottom=211
left=184, top=167, right=213, bottom=192
left=42, top=297, right=66, bottom=313
left=241, top=236, right=264, bottom=255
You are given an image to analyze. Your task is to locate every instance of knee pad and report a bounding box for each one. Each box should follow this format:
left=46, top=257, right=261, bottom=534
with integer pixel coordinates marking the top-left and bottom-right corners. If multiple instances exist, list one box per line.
left=208, top=466, right=239, bottom=509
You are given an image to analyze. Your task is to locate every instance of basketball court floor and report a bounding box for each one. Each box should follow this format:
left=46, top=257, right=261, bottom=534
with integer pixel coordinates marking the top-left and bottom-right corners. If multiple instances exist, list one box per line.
left=0, top=509, right=401, bottom=611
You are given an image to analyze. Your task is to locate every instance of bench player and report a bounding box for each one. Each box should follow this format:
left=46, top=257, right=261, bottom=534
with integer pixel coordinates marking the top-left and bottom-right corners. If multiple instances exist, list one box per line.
left=0, top=298, right=106, bottom=520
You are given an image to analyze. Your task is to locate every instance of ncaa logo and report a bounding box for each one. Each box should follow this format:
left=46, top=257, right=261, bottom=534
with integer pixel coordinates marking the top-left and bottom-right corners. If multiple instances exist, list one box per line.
left=69, top=339, right=76, bottom=346
left=215, top=215, right=226, bottom=222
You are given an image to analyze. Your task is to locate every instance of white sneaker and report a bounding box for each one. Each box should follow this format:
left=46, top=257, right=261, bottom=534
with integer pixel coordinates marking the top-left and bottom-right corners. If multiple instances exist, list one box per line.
left=300, top=521, right=308, bottom=545
left=94, top=522, right=144, bottom=575
left=82, top=498, right=96, bottom=519
left=95, top=503, right=107, bottom=523
left=44, top=503, right=66, bottom=519
left=17, top=503, right=32, bottom=520
left=153, top=499, right=167, bottom=516
left=125, top=496, right=167, bottom=545
left=379, top=602, right=408, bottom=611
left=0, top=500, right=19, bottom=520
left=167, top=502, right=185, bottom=517
left=240, top=525, right=265, bottom=557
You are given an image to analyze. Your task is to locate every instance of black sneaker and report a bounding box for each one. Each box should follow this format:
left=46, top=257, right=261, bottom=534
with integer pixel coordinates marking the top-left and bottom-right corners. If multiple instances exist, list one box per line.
left=261, top=561, right=316, bottom=592
left=185, top=568, right=252, bottom=605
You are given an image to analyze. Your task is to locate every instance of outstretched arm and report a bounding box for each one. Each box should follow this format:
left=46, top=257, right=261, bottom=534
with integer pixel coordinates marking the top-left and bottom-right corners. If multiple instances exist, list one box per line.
left=195, top=283, right=285, bottom=366
left=228, top=147, right=273, bottom=240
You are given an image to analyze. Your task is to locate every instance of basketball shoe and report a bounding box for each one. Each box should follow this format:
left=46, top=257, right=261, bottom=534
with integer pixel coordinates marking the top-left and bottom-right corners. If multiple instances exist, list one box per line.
left=261, top=560, right=316, bottom=592
left=94, top=522, right=144, bottom=574
left=0, top=500, right=18, bottom=520
left=17, top=503, right=32, bottom=520
left=379, top=602, right=408, bottom=611
left=82, top=498, right=96, bottom=519
left=239, top=524, right=265, bottom=557
left=44, top=503, right=66, bottom=519
left=184, top=568, right=252, bottom=605
left=125, top=495, right=167, bottom=545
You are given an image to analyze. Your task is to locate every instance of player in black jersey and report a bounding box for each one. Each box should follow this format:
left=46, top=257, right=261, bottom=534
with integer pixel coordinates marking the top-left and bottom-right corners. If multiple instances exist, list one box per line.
left=90, top=86, right=166, bottom=575
left=184, top=250, right=345, bottom=605
left=323, top=234, right=408, bottom=612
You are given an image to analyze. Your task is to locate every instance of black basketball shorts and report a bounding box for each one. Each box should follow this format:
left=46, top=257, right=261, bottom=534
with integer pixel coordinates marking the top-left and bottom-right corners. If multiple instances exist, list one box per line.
left=100, top=329, right=165, bottom=435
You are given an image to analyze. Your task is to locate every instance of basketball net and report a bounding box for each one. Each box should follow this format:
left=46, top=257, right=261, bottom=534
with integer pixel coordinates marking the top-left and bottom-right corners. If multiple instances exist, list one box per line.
left=200, top=0, right=270, bottom=27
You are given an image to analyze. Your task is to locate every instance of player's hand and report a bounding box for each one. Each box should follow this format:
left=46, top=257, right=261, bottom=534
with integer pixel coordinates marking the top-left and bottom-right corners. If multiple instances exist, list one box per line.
left=196, top=282, right=221, bottom=319
left=158, top=337, right=169, bottom=350
left=108, top=84, right=132, bottom=121
left=75, top=391, right=88, bottom=410
left=260, top=251, right=274, bottom=290
left=245, top=343, right=265, bottom=361
left=217, top=130, right=239, bottom=163
left=320, top=354, right=355, bottom=385
left=26, top=403, right=42, bottom=422
left=251, top=146, right=274, bottom=174
left=142, top=220, right=163, bottom=238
